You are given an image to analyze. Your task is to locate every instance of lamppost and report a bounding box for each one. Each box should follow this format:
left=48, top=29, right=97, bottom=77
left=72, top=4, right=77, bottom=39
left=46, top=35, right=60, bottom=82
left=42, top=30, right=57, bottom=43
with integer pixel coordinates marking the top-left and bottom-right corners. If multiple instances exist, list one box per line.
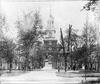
left=57, top=54, right=60, bottom=72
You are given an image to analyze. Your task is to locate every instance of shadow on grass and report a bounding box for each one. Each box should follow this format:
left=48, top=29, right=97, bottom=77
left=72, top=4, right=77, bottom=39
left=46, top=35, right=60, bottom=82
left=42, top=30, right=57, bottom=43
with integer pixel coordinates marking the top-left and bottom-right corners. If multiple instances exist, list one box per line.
left=0, top=70, right=30, bottom=77
left=1, top=69, right=42, bottom=77
left=71, top=70, right=98, bottom=74
left=79, top=70, right=100, bottom=77
left=80, top=79, right=100, bottom=84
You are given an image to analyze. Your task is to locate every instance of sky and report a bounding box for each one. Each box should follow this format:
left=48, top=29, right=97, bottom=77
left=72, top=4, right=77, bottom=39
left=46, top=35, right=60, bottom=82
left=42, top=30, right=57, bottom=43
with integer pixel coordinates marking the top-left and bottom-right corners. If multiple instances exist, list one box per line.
left=1, top=0, right=93, bottom=41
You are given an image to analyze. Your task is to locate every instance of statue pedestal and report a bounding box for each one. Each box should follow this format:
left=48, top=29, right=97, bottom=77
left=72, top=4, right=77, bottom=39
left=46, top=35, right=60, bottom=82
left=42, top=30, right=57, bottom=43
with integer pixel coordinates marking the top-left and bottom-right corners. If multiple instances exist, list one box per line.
left=42, top=59, right=52, bottom=70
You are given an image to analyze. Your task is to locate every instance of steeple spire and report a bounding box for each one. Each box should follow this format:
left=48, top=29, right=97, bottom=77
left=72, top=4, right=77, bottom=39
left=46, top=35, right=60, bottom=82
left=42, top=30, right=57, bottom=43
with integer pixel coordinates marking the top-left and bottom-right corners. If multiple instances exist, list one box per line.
left=47, top=7, right=54, bottom=30
left=44, top=7, right=56, bottom=40
left=49, top=6, right=52, bottom=18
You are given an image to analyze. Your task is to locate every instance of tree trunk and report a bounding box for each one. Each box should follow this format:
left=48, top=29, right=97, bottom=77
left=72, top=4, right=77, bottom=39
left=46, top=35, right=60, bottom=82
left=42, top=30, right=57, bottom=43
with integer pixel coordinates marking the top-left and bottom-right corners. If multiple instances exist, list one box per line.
left=9, top=62, right=12, bottom=72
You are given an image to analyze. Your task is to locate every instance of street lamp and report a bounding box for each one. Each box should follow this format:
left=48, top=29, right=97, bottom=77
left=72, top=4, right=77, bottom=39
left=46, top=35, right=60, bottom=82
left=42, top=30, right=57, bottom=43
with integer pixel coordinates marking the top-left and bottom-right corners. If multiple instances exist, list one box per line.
left=57, top=54, right=60, bottom=72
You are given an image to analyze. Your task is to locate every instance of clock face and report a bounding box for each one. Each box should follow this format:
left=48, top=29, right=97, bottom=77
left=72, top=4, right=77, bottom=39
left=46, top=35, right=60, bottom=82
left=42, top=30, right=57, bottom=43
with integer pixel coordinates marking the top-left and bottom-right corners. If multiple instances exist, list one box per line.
left=49, top=47, right=52, bottom=51
left=49, top=31, right=52, bottom=37
left=49, top=41, right=52, bottom=45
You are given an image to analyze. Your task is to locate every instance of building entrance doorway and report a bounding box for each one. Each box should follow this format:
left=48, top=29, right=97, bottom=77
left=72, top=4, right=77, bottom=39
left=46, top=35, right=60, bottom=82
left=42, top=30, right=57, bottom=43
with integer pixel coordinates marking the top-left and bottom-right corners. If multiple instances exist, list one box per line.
left=48, top=55, right=53, bottom=64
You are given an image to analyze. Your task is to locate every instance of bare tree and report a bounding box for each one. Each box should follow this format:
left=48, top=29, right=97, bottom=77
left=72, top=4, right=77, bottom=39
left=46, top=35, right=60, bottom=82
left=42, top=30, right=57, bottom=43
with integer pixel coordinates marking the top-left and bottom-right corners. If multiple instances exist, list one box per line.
left=82, top=20, right=96, bottom=70
left=82, top=0, right=99, bottom=11
left=16, top=10, right=44, bottom=70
